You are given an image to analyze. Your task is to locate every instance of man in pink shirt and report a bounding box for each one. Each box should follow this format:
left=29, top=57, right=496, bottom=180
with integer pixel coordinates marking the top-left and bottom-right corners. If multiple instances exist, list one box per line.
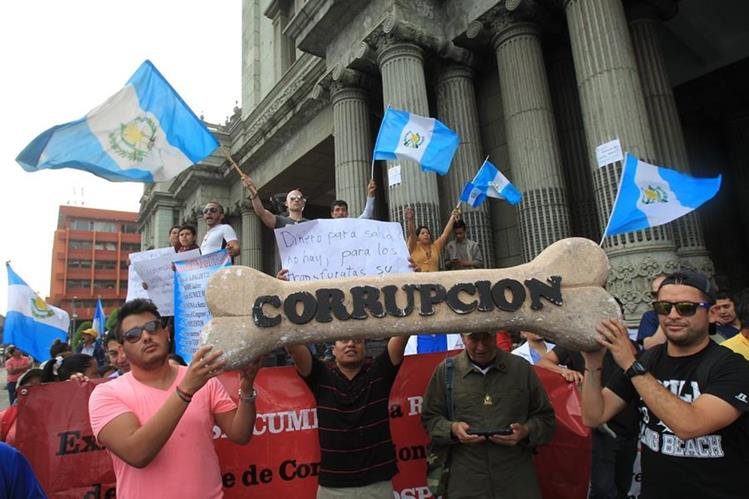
left=89, top=299, right=260, bottom=499
left=4, top=346, right=32, bottom=404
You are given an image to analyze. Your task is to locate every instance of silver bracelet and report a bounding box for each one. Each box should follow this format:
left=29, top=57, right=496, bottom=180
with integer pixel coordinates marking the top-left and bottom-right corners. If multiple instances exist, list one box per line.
left=238, top=387, right=256, bottom=404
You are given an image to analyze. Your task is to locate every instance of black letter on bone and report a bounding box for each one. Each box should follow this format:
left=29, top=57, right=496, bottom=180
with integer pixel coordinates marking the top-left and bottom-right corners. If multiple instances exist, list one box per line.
left=491, top=279, right=526, bottom=312
left=382, top=284, right=416, bottom=317
left=524, top=276, right=563, bottom=310
left=418, top=284, right=447, bottom=316
left=315, top=288, right=351, bottom=322
left=253, top=295, right=282, bottom=327
left=446, top=283, right=477, bottom=314
left=350, top=286, right=386, bottom=319
left=284, top=292, right=317, bottom=324
left=474, top=281, right=495, bottom=312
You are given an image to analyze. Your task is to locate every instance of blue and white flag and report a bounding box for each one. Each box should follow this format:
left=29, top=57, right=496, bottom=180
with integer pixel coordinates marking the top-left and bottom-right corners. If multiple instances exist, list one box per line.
left=404, top=334, right=464, bottom=356
left=5, top=263, right=69, bottom=362
left=16, top=60, right=219, bottom=183
left=464, top=160, right=523, bottom=206
left=459, top=181, right=487, bottom=208
left=373, top=108, right=459, bottom=176
left=603, top=154, right=722, bottom=237
left=93, top=298, right=106, bottom=336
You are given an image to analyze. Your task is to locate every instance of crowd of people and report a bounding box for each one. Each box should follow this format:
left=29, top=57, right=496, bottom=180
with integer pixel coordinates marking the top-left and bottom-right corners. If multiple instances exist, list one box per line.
left=2, top=175, right=748, bottom=499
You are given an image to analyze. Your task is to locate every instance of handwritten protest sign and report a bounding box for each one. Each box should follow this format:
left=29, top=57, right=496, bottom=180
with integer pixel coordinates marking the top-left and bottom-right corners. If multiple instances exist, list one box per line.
left=131, top=248, right=200, bottom=315
left=125, top=247, right=175, bottom=302
left=174, top=250, right=232, bottom=361
left=274, top=219, right=411, bottom=281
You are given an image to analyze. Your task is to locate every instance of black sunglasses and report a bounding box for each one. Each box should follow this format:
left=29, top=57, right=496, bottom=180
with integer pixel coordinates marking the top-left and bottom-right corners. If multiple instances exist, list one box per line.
left=121, top=319, right=162, bottom=343
left=652, top=301, right=711, bottom=317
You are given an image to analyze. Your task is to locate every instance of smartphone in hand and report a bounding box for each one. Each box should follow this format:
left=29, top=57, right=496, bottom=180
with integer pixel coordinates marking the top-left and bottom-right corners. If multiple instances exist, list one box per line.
left=466, top=427, right=513, bottom=437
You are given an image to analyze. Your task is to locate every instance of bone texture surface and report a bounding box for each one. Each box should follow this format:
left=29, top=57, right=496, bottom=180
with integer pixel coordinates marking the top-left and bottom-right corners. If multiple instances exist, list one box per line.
left=203, top=237, right=620, bottom=369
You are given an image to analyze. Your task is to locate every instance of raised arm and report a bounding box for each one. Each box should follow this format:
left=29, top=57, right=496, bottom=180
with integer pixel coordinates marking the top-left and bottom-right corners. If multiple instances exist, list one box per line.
left=275, top=268, right=313, bottom=376
left=434, top=208, right=460, bottom=250
left=214, top=359, right=261, bottom=444
left=242, top=175, right=277, bottom=230
left=358, top=179, right=376, bottom=219
left=405, top=206, right=417, bottom=252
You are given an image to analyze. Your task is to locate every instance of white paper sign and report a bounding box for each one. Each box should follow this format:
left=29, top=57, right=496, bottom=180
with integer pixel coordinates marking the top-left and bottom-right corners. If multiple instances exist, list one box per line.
left=125, top=247, right=176, bottom=302
left=596, top=138, right=624, bottom=167
left=388, top=164, right=402, bottom=186
left=275, top=219, right=411, bottom=281
left=131, top=249, right=201, bottom=315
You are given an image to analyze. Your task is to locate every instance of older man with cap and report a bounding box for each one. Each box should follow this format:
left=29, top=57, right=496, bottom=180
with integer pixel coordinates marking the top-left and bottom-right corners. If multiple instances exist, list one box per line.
left=581, top=270, right=749, bottom=499
left=422, top=331, right=555, bottom=498
left=76, top=327, right=107, bottom=369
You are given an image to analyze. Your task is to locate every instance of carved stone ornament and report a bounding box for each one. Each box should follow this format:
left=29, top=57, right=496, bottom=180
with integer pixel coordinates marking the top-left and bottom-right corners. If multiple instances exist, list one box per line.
left=202, top=237, right=621, bottom=369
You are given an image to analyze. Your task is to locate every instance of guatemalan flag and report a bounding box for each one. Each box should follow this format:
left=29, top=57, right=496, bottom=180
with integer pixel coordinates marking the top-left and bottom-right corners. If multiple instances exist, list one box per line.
left=92, top=298, right=106, bottom=336
left=373, top=107, right=459, bottom=175
left=16, top=60, right=219, bottom=183
left=461, top=160, right=523, bottom=207
left=5, top=263, right=70, bottom=362
left=404, top=334, right=465, bottom=356
left=603, top=153, right=722, bottom=237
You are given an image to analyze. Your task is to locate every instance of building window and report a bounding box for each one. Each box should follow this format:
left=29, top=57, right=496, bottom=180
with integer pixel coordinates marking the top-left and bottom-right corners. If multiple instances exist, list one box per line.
left=67, top=280, right=91, bottom=289
left=121, top=242, right=141, bottom=253
left=94, top=280, right=117, bottom=289
left=94, top=261, right=117, bottom=270
left=69, top=259, right=92, bottom=269
left=94, top=242, right=117, bottom=251
left=70, top=219, right=94, bottom=231
left=122, top=223, right=139, bottom=234
left=69, top=240, right=93, bottom=250
left=93, top=221, right=117, bottom=232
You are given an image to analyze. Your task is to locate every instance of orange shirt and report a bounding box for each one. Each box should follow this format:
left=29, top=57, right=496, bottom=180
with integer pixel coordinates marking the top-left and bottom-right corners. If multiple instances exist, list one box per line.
left=408, top=234, right=448, bottom=272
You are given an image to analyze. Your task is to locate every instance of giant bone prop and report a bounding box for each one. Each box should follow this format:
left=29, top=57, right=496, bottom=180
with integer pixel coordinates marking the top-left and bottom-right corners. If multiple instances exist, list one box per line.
left=202, top=237, right=619, bottom=369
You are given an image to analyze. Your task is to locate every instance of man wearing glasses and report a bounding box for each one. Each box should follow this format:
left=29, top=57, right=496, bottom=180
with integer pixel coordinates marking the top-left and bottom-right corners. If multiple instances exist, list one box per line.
left=242, top=176, right=309, bottom=229
left=580, top=271, right=749, bottom=499
left=89, top=299, right=260, bottom=499
left=200, top=201, right=240, bottom=256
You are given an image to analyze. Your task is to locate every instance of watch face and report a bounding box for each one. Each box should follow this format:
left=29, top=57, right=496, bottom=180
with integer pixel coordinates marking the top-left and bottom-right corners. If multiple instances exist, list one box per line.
left=628, top=361, right=647, bottom=377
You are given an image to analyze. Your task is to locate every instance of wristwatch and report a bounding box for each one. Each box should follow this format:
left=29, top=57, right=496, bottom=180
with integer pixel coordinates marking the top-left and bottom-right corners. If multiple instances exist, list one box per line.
left=625, top=360, right=648, bottom=379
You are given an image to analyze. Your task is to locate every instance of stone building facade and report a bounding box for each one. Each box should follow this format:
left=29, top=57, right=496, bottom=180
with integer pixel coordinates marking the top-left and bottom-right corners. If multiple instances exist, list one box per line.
left=138, top=0, right=749, bottom=323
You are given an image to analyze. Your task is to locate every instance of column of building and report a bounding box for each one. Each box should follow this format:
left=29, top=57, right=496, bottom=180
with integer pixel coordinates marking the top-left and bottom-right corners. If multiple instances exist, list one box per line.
left=546, top=45, right=600, bottom=242
left=331, top=68, right=373, bottom=217
left=375, top=38, right=442, bottom=235
left=627, top=2, right=714, bottom=276
left=435, top=64, right=495, bottom=266
left=241, top=207, right=263, bottom=269
left=489, top=16, right=572, bottom=261
left=565, top=0, right=680, bottom=318
left=152, top=204, right=178, bottom=249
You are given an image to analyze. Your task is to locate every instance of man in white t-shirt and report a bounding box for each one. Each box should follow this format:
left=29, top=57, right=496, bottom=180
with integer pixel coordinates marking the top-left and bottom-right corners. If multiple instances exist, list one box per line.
left=200, top=201, right=239, bottom=256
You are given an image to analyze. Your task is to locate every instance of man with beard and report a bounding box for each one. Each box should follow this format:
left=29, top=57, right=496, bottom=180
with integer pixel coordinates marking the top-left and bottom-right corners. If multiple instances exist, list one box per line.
left=283, top=293, right=409, bottom=498
left=200, top=201, right=239, bottom=256
left=89, top=299, right=260, bottom=499
left=581, top=271, right=749, bottom=499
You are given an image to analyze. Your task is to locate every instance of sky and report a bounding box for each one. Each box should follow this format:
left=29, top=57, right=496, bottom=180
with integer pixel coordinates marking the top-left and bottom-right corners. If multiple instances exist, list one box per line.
left=0, top=1, right=241, bottom=315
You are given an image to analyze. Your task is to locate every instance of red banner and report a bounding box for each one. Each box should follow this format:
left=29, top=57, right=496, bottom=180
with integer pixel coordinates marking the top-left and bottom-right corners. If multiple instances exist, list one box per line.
left=16, top=352, right=590, bottom=498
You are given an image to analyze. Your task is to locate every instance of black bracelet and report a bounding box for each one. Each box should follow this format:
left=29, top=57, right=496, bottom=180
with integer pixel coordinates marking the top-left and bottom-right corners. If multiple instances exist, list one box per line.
left=175, top=389, right=191, bottom=404
left=175, top=386, right=193, bottom=403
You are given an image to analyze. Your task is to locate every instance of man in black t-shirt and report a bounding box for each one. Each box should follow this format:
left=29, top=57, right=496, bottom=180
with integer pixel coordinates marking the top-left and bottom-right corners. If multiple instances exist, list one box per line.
left=581, top=271, right=749, bottom=499
left=286, top=334, right=408, bottom=498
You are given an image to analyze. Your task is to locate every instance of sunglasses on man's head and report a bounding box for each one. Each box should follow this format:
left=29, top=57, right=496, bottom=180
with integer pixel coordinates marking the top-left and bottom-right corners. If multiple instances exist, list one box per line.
left=121, top=319, right=162, bottom=343
left=652, top=301, right=711, bottom=317
left=203, top=207, right=219, bottom=214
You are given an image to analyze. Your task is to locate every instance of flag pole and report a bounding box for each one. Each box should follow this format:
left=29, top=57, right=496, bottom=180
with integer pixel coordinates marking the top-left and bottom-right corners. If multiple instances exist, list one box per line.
left=370, top=157, right=376, bottom=180
left=598, top=155, right=628, bottom=247
left=223, top=149, right=245, bottom=178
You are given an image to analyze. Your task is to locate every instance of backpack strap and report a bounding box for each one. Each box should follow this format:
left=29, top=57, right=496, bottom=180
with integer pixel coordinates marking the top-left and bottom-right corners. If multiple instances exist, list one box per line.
left=445, top=356, right=455, bottom=420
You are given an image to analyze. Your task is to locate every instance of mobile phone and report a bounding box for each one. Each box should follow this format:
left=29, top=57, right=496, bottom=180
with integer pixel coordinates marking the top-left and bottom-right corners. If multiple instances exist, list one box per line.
left=467, top=427, right=513, bottom=437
